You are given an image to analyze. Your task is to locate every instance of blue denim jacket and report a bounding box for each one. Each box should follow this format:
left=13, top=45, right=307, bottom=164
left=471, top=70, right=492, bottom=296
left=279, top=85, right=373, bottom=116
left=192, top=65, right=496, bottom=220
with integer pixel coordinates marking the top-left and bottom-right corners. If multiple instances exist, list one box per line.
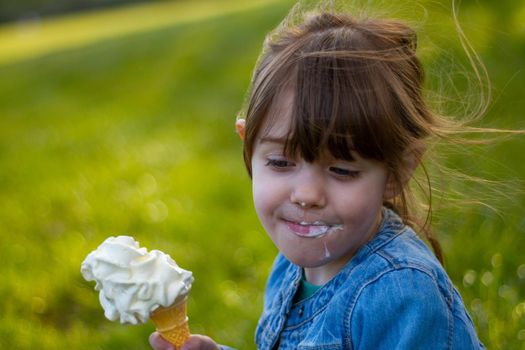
left=254, top=208, right=484, bottom=349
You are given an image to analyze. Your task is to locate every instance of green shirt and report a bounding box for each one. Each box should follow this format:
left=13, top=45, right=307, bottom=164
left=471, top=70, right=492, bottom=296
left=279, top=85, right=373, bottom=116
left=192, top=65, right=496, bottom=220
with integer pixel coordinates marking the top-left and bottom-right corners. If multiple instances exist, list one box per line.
left=294, top=273, right=322, bottom=302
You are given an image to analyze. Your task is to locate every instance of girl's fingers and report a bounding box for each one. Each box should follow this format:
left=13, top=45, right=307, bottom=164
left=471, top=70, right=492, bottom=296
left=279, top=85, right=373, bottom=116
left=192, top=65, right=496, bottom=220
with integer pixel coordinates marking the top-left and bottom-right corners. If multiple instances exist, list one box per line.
left=148, top=332, right=175, bottom=350
left=180, top=335, right=221, bottom=350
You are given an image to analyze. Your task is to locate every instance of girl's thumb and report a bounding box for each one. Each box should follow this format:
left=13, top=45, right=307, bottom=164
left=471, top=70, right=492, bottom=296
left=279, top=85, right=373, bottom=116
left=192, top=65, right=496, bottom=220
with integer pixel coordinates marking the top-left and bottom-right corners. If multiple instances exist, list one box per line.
left=148, top=332, right=175, bottom=350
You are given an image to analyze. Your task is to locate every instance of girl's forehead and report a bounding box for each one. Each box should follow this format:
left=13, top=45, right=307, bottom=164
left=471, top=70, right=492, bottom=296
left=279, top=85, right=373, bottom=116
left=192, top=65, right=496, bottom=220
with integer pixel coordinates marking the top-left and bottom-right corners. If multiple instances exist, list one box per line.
left=257, top=115, right=291, bottom=142
left=257, top=88, right=295, bottom=140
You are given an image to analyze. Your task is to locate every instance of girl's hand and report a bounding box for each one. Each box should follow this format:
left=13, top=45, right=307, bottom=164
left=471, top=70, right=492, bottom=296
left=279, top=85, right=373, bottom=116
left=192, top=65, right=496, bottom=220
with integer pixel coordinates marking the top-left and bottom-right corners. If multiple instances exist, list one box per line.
left=149, top=332, right=221, bottom=350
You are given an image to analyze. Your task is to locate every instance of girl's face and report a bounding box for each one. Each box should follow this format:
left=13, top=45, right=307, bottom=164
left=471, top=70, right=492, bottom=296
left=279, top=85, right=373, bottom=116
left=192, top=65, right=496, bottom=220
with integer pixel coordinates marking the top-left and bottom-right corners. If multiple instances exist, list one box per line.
left=248, top=93, right=391, bottom=285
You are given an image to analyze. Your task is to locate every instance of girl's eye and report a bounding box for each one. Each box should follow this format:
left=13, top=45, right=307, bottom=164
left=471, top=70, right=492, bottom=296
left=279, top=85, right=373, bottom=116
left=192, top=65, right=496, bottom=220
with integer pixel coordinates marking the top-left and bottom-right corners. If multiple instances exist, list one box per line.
left=266, top=158, right=293, bottom=169
left=329, top=166, right=360, bottom=178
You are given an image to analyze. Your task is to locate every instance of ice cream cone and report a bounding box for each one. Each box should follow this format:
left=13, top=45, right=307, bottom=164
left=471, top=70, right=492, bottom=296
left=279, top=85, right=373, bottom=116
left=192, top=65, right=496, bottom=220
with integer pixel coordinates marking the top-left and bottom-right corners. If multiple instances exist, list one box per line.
left=151, top=296, right=190, bottom=348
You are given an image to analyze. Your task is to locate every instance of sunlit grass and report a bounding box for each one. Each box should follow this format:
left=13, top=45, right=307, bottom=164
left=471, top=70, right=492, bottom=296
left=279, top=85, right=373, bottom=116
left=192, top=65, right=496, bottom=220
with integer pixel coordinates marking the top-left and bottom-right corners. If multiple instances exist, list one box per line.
left=0, top=0, right=281, bottom=65
left=0, top=0, right=524, bottom=349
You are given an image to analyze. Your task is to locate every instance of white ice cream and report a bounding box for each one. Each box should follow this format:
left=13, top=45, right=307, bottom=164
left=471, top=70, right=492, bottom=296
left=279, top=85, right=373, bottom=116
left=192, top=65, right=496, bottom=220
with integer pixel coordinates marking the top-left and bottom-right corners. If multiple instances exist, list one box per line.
left=298, top=221, right=343, bottom=238
left=81, top=235, right=193, bottom=325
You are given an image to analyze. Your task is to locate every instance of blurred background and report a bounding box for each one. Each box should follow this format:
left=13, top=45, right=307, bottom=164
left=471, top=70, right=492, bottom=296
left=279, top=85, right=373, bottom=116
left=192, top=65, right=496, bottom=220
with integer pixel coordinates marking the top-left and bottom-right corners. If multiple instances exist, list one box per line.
left=0, top=0, right=523, bottom=349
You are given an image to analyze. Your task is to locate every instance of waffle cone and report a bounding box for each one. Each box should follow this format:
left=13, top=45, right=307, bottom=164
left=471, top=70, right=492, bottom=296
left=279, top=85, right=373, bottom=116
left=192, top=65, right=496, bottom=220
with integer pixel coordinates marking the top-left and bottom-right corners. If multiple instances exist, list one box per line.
left=151, top=296, right=190, bottom=348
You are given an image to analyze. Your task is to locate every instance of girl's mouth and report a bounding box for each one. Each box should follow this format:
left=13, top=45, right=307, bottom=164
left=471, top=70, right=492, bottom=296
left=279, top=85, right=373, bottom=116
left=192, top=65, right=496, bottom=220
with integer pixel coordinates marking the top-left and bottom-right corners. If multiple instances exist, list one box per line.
left=284, top=220, right=343, bottom=238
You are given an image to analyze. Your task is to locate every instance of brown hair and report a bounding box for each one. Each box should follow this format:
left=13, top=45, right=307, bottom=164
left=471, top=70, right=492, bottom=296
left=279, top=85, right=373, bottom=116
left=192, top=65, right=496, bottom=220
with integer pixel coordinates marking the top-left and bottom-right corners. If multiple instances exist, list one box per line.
left=238, top=11, right=458, bottom=263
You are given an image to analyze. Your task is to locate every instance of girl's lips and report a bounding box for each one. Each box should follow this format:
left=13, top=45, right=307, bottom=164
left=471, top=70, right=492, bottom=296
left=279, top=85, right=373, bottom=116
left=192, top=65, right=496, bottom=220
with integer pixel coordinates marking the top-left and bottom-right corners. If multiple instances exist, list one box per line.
left=284, top=219, right=342, bottom=238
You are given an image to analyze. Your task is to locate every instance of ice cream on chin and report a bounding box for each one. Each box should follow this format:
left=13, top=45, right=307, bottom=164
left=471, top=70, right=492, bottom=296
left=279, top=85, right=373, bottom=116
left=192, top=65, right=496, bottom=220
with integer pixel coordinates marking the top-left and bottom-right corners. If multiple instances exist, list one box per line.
left=81, top=235, right=193, bottom=325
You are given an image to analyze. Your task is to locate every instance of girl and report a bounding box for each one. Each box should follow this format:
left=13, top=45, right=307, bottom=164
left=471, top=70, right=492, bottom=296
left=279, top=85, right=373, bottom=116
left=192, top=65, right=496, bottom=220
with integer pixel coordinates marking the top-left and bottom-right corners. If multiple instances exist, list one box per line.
left=151, top=3, right=487, bottom=350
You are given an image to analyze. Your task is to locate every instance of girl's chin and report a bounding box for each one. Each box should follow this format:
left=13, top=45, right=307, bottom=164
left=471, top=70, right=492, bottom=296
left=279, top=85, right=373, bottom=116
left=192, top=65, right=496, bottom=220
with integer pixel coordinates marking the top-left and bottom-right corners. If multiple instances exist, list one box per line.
left=284, top=254, right=327, bottom=268
left=278, top=243, right=335, bottom=268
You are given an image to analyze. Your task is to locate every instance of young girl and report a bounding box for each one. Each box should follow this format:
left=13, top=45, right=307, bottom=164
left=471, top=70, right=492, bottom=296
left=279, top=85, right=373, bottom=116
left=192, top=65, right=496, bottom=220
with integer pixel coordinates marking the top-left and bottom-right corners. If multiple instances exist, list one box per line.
left=150, top=4, right=486, bottom=350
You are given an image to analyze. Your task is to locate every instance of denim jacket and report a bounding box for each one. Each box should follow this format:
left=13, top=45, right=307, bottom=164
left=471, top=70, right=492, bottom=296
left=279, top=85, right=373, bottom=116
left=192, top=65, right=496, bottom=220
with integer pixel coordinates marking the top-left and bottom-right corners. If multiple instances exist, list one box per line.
left=254, top=208, right=484, bottom=350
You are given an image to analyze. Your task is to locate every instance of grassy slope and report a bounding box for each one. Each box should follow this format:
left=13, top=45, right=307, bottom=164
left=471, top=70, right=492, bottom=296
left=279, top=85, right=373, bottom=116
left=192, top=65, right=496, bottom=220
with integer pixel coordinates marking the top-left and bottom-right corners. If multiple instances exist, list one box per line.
left=0, top=0, right=524, bottom=349
left=0, top=1, right=291, bottom=348
left=0, top=0, right=283, bottom=65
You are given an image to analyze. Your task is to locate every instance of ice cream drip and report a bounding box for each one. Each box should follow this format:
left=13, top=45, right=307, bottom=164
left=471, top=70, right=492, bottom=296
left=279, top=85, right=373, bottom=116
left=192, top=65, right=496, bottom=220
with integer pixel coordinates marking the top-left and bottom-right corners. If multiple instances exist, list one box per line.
left=310, top=223, right=343, bottom=238
left=323, top=241, right=331, bottom=259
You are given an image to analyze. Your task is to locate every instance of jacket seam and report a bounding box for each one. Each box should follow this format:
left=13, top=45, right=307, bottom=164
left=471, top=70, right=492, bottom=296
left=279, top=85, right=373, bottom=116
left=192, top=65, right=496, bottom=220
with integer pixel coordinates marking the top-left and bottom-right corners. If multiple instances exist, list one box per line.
left=345, top=265, right=454, bottom=349
left=376, top=249, right=453, bottom=307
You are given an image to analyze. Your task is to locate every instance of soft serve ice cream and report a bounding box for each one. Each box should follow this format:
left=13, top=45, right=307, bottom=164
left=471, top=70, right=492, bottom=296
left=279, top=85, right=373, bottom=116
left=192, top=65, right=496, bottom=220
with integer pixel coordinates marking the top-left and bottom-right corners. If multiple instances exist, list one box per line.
left=81, top=235, right=193, bottom=325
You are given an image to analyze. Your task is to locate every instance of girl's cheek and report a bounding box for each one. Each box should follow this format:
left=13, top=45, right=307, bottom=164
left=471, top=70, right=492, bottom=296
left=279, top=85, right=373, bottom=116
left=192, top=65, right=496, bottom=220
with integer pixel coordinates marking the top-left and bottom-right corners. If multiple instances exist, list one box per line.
left=252, top=174, right=282, bottom=216
left=251, top=174, right=268, bottom=209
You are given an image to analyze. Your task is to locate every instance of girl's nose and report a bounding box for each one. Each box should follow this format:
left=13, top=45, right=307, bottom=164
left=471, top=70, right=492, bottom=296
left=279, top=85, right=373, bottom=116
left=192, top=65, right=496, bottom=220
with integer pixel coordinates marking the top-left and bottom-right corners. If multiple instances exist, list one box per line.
left=290, top=166, right=327, bottom=209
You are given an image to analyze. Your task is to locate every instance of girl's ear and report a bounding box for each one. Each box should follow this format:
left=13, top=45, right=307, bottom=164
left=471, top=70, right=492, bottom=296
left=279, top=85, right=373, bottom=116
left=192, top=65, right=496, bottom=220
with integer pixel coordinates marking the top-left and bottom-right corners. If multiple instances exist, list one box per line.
left=383, top=142, right=426, bottom=199
left=235, top=119, right=246, bottom=141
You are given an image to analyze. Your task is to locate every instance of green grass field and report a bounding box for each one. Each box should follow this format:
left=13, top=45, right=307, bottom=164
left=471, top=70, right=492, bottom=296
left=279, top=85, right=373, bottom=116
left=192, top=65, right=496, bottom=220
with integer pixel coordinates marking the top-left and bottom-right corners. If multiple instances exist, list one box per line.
left=0, top=0, right=524, bottom=349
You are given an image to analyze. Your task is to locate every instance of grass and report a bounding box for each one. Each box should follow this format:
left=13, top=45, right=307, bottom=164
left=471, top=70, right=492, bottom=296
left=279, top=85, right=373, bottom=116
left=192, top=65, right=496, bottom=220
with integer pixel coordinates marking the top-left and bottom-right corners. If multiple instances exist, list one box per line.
left=0, top=0, right=282, bottom=65
left=0, top=0, right=524, bottom=349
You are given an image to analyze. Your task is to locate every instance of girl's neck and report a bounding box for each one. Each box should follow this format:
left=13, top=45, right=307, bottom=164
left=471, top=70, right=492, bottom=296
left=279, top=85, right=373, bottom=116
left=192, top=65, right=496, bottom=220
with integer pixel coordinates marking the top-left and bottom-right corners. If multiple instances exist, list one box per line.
left=304, top=260, right=349, bottom=286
